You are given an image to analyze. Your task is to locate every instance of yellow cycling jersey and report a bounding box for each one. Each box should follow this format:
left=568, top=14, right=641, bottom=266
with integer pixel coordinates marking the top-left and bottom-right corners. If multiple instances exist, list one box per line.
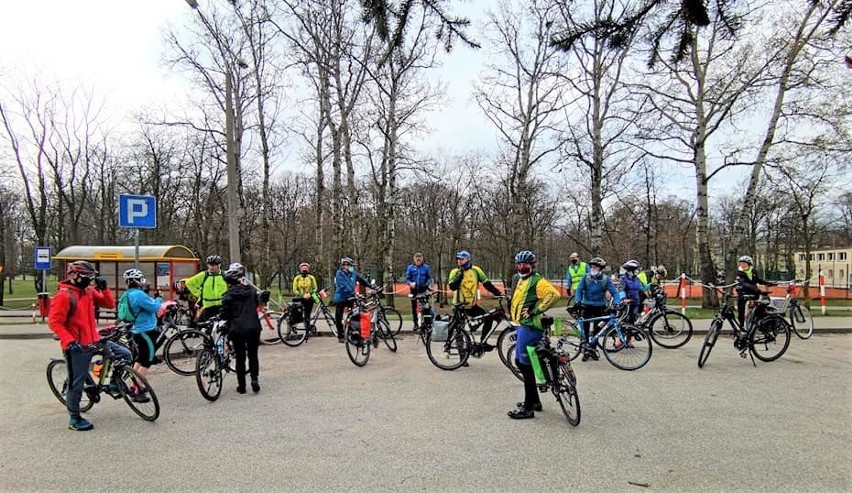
left=448, top=265, right=489, bottom=308
left=292, top=274, right=318, bottom=296
left=510, top=273, right=561, bottom=330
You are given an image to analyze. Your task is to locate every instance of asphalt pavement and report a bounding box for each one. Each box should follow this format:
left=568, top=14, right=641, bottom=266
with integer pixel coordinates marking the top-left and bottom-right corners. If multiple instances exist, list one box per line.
left=0, top=329, right=850, bottom=492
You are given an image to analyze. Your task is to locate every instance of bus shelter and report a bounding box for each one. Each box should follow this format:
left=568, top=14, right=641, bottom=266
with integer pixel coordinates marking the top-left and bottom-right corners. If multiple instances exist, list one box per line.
left=53, top=245, right=199, bottom=298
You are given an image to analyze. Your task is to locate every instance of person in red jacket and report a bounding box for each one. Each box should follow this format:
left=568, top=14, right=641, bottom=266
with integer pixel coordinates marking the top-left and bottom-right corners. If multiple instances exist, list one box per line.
left=48, top=260, right=116, bottom=431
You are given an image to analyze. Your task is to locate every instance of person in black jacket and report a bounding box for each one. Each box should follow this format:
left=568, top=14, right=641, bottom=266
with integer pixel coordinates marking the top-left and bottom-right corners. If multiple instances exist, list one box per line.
left=221, top=263, right=262, bottom=394
left=735, top=255, right=775, bottom=328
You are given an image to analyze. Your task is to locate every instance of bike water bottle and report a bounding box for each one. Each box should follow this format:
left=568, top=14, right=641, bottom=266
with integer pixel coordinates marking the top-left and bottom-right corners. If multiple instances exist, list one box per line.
left=216, top=337, right=225, bottom=356
left=92, top=358, right=104, bottom=378
left=525, top=346, right=546, bottom=385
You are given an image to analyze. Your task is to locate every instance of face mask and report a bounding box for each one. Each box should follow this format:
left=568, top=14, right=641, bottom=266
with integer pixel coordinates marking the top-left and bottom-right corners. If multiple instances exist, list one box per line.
left=626, top=271, right=634, bottom=277
left=73, top=276, right=93, bottom=288
left=301, top=272, right=308, bottom=277
left=516, top=265, right=532, bottom=276
left=570, top=259, right=578, bottom=265
left=590, top=268, right=601, bottom=276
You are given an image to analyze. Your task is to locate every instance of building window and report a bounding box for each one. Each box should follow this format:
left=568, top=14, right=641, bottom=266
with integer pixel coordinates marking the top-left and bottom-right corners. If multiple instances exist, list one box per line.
left=828, top=253, right=835, bottom=260
left=828, top=269, right=833, bottom=278
left=841, top=252, right=847, bottom=261
left=809, top=254, right=814, bottom=261
left=798, top=254, right=805, bottom=261
left=818, top=253, right=825, bottom=261
left=841, top=269, right=845, bottom=279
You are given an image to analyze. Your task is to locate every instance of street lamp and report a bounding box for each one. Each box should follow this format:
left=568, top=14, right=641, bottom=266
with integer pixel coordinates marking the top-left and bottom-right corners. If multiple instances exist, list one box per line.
left=186, top=0, right=242, bottom=264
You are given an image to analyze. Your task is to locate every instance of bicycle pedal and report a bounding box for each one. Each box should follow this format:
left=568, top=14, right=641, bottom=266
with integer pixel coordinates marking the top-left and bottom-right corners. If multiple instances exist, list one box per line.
left=537, top=384, right=549, bottom=393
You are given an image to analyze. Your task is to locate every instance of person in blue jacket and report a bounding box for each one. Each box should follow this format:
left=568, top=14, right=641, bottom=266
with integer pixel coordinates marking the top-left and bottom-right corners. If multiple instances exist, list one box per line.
left=121, top=269, right=162, bottom=402
left=333, top=257, right=370, bottom=343
left=574, top=257, right=622, bottom=361
left=619, top=260, right=646, bottom=324
left=405, top=252, right=434, bottom=332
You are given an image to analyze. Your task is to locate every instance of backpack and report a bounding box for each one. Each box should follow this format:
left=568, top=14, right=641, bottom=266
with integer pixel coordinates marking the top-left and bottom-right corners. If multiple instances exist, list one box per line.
left=117, top=291, right=140, bottom=323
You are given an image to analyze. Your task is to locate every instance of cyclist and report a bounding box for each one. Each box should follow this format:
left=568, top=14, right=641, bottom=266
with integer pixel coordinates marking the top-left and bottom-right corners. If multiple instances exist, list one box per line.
left=507, top=250, right=561, bottom=420
left=120, top=269, right=162, bottom=402
left=172, top=279, right=198, bottom=321
left=333, top=257, right=370, bottom=343
left=47, top=260, right=117, bottom=431
left=447, top=250, right=503, bottom=348
left=292, top=262, right=318, bottom=329
left=735, top=255, right=775, bottom=328
left=185, top=255, right=228, bottom=323
left=573, top=257, right=622, bottom=361
left=221, top=263, right=262, bottom=394
left=405, top=252, right=434, bottom=332
left=638, top=264, right=666, bottom=305
left=565, top=252, right=588, bottom=296
left=620, top=260, right=645, bottom=323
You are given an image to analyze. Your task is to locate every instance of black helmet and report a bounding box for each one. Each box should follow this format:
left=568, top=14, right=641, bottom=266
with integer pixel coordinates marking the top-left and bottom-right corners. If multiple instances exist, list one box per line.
left=622, top=260, right=640, bottom=271
left=67, top=260, right=97, bottom=277
left=223, top=262, right=245, bottom=284
left=589, top=257, right=606, bottom=268
left=205, top=255, right=222, bottom=265
left=514, top=250, right=536, bottom=264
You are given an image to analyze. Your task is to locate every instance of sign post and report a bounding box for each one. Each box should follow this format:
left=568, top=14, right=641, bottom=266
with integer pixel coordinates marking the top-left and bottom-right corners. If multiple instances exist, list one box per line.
left=34, top=246, right=51, bottom=293
left=118, top=194, right=157, bottom=269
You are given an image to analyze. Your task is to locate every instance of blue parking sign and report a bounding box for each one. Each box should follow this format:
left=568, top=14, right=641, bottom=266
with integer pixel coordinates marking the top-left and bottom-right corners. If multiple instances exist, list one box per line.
left=119, top=194, right=157, bottom=229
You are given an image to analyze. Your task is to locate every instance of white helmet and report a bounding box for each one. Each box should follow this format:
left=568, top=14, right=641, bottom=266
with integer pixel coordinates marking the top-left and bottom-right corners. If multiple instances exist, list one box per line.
left=123, top=268, right=146, bottom=286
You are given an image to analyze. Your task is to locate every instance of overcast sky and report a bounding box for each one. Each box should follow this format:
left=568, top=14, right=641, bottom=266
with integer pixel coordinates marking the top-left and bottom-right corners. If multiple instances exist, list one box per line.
left=0, top=0, right=736, bottom=198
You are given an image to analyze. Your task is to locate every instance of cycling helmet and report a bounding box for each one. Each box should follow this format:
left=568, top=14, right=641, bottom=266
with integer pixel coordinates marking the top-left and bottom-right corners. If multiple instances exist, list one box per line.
left=455, top=250, right=471, bottom=260
left=622, top=260, right=640, bottom=271
left=299, top=262, right=310, bottom=271
left=738, top=255, right=753, bottom=266
left=588, top=257, right=606, bottom=268
left=172, top=279, right=186, bottom=291
left=123, top=268, right=146, bottom=286
left=205, top=255, right=222, bottom=265
left=514, top=250, right=536, bottom=264
left=223, top=263, right=245, bottom=284
left=340, top=257, right=354, bottom=266
left=67, top=260, right=97, bottom=276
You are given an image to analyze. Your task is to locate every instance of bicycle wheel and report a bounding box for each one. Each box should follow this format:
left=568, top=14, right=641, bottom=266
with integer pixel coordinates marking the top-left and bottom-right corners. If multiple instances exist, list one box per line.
left=345, top=328, right=371, bottom=367
left=259, top=311, right=284, bottom=345
left=496, top=325, right=517, bottom=369
left=788, top=304, right=814, bottom=340
left=750, top=315, right=791, bottom=362
left=697, top=319, right=722, bottom=369
left=113, top=365, right=159, bottom=421
left=648, top=310, right=693, bottom=349
left=600, top=324, right=652, bottom=371
left=426, top=325, right=471, bottom=370
left=163, top=330, right=208, bottom=376
left=554, top=362, right=580, bottom=426
left=277, top=316, right=307, bottom=347
left=504, top=343, right=523, bottom=381
left=46, top=359, right=95, bottom=412
left=377, top=319, right=398, bottom=352
left=381, top=307, right=403, bottom=336
left=556, top=323, right=583, bottom=361
left=564, top=298, right=577, bottom=320
left=195, top=349, right=223, bottom=401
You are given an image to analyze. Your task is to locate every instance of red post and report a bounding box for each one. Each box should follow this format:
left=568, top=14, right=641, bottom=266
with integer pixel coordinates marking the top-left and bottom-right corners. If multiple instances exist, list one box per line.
left=819, top=270, right=826, bottom=315
left=680, top=273, right=687, bottom=315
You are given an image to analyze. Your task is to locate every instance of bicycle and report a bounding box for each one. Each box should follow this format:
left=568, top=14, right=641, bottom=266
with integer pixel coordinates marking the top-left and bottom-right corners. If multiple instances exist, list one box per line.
left=195, top=316, right=238, bottom=401
left=278, top=288, right=337, bottom=346
left=255, top=290, right=285, bottom=345
left=46, top=334, right=160, bottom=421
left=527, top=319, right=581, bottom=426
left=344, top=296, right=398, bottom=367
left=161, top=315, right=231, bottom=377
left=775, top=280, right=814, bottom=339
left=547, top=304, right=653, bottom=371
left=410, top=290, right=437, bottom=345
left=632, top=283, right=693, bottom=348
left=697, top=282, right=792, bottom=368
left=425, top=296, right=510, bottom=371
left=361, top=284, right=403, bottom=336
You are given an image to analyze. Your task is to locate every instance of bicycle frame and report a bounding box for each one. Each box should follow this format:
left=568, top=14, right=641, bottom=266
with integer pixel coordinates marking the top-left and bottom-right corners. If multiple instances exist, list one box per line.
left=570, top=312, right=629, bottom=347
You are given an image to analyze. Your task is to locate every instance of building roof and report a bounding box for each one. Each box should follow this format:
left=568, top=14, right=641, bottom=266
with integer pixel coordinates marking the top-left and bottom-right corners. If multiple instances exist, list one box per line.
left=54, top=245, right=198, bottom=261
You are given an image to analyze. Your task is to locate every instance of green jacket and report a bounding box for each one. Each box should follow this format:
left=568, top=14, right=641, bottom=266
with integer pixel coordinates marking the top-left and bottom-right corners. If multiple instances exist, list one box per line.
left=185, top=270, right=228, bottom=308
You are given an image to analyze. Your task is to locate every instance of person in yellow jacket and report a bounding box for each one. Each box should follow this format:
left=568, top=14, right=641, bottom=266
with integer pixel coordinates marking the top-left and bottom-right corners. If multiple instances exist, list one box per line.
left=565, top=252, right=588, bottom=296
left=185, top=255, right=228, bottom=322
left=447, top=250, right=503, bottom=346
left=292, top=262, right=318, bottom=327
left=507, top=250, right=561, bottom=419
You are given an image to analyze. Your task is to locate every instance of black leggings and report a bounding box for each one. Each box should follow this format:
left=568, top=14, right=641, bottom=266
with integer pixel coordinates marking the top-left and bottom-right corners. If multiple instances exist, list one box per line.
left=230, top=330, right=260, bottom=387
left=580, top=305, right=607, bottom=346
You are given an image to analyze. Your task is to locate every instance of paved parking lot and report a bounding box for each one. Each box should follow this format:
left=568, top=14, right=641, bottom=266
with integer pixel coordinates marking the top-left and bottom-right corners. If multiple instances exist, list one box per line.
left=1, top=332, right=850, bottom=492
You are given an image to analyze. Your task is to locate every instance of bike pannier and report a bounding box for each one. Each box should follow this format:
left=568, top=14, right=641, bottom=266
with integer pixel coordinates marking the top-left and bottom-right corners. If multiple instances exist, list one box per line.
left=431, top=319, right=451, bottom=342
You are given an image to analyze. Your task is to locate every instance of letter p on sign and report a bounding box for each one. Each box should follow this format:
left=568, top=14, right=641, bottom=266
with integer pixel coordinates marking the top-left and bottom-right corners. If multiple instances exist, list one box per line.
left=119, top=194, right=157, bottom=229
